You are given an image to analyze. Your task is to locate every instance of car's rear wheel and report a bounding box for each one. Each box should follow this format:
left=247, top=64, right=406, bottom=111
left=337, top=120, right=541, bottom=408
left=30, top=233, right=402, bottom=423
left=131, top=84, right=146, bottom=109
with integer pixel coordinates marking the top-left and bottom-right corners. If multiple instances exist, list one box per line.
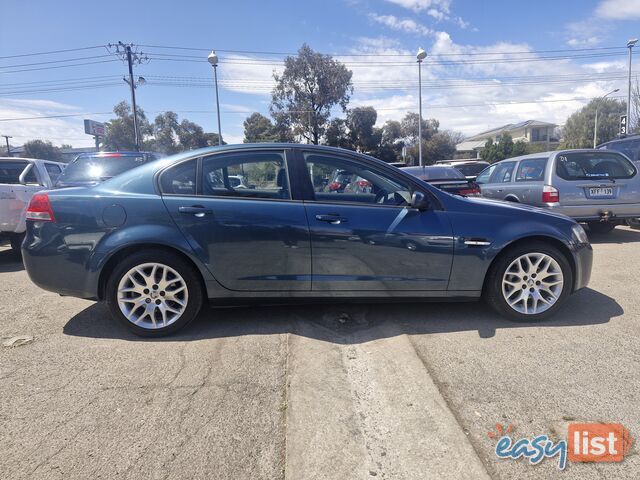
left=587, top=221, right=616, bottom=234
left=106, top=250, right=203, bottom=337
left=10, top=233, right=25, bottom=256
left=484, top=241, right=573, bottom=321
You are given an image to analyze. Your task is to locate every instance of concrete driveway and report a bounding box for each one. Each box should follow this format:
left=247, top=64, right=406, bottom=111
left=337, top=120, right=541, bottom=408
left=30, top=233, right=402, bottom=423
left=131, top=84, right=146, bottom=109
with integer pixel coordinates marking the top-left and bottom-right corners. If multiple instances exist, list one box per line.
left=1, top=227, right=639, bottom=479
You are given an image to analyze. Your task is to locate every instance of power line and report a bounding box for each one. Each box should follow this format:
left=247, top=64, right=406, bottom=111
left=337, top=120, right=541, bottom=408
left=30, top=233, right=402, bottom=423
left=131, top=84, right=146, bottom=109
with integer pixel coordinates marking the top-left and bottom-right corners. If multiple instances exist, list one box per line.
left=0, top=45, right=106, bottom=60
left=0, top=54, right=114, bottom=70
left=0, top=59, right=121, bottom=74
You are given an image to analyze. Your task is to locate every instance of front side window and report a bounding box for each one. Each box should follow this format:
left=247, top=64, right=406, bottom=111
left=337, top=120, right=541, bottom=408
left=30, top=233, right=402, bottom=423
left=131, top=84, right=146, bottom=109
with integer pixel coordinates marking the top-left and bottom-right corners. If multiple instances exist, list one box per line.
left=555, top=152, right=636, bottom=180
left=491, top=162, right=515, bottom=183
left=159, top=159, right=197, bottom=195
left=304, top=152, right=412, bottom=206
left=515, top=158, right=547, bottom=181
left=202, top=151, right=289, bottom=200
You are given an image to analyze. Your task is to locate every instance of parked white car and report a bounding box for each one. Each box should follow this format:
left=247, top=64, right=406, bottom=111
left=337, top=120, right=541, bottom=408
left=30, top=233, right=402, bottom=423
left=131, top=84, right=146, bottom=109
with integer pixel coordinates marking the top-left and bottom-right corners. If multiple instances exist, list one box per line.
left=0, top=157, right=65, bottom=254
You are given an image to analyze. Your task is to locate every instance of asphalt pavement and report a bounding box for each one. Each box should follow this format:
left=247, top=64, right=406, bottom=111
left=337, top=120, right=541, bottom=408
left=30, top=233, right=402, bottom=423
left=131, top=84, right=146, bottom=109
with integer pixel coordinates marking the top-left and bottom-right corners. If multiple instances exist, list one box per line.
left=1, top=227, right=639, bottom=479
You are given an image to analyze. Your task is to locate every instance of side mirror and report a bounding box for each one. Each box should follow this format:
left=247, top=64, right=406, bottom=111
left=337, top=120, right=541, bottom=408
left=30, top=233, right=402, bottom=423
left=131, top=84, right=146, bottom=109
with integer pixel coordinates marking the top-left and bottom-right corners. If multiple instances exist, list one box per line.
left=410, top=191, right=429, bottom=211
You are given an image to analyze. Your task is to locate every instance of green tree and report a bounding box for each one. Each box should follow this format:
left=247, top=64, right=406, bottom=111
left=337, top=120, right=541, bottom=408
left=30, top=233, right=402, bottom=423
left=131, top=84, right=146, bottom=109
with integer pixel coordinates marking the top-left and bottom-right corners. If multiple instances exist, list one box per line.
left=270, top=44, right=353, bottom=144
left=346, top=106, right=379, bottom=153
left=423, top=131, right=460, bottom=163
left=22, top=140, right=62, bottom=161
left=102, top=101, right=152, bottom=151
left=243, top=112, right=278, bottom=143
left=325, top=118, right=351, bottom=149
left=481, top=133, right=521, bottom=163
left=561, top=98, right=626, bottom=148
left=149, top=111, right=180, bottom=154
left=400, top=113, right=439, bottom=164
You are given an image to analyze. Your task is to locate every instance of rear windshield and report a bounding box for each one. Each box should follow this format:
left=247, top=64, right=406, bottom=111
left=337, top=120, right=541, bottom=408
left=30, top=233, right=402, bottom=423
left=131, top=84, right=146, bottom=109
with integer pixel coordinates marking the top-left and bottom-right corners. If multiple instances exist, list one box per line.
left=56, top=154, right=152, bottom=184
left=555, top=152, right=636, bottom=180
left=0, top=160, right=31, bottom=184
left=453, top=163, right=489, bottom=177
left=402, top=166, right=465, bottom=180
left=600, top=139, right=640, bottom=161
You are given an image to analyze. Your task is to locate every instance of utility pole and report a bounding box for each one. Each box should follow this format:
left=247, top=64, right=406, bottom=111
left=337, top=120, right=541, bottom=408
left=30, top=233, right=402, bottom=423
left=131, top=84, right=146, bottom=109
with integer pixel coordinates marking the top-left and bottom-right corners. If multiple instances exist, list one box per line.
left=109, top=42, right=148, bottom=151
left=2, top=135, right=11, bottom=157
left=125, top=44, right=140, bottom=151
left=416, top=48, right=427, bottom=167
left=593, top=89, right=619, bottom=148
left=627, top=39, right=638, bottom=134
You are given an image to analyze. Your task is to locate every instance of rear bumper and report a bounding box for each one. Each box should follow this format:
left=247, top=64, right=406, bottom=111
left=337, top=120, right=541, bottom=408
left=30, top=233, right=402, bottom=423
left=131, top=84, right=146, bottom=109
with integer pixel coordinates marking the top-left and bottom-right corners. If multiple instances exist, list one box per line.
left=22, top=222, right=99, bottom=299
left=545, top=203, right=640, bottom=221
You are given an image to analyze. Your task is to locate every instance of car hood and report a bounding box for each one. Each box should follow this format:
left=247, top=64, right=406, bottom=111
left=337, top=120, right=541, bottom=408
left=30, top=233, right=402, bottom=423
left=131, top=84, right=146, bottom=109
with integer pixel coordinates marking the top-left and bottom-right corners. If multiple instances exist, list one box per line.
left=463, top=196, right=574, bottom=222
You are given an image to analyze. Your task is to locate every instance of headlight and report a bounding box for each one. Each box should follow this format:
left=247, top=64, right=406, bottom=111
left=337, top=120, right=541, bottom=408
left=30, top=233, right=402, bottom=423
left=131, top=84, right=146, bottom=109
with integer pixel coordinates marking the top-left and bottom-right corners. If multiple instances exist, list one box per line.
left=572, top=224, right=589, bottom=244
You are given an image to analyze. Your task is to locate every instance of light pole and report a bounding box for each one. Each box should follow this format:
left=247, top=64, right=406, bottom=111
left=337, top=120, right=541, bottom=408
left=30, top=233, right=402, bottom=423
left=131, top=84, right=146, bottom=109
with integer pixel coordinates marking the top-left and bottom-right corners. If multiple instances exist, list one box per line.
left=627, top=38, right=637, bottom=134
left=593, top=88, right=619, bottom=148
left=208, top=51, right=223, bottom=145
left=416, top=48, right=427, bottom=166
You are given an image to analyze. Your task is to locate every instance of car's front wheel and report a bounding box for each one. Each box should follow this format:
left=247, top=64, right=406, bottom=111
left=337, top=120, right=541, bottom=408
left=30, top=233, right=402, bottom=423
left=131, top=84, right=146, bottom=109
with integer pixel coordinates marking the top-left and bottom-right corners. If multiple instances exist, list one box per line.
left=106, top=250, right=203, bottom=336
left=484, top=241, right=573, bottom=321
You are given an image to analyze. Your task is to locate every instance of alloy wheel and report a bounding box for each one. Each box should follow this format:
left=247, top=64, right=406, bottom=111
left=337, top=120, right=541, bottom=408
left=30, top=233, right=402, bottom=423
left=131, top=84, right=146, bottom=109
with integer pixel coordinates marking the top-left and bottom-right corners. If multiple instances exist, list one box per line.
left=117, top=262, right=189, bottom=329
left=501, top=252, right=564, bottom=315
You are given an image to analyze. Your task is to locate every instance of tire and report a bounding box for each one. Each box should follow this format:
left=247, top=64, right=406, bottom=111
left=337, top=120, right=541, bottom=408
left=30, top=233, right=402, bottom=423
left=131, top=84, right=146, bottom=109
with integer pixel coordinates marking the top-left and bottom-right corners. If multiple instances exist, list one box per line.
left=10, top=233, right=25, bottom=257
left=587, top=221, right=615, bottom=234
left=484, top=241, right=573, bottom=322
left=106, top=249, right=204, bottom=337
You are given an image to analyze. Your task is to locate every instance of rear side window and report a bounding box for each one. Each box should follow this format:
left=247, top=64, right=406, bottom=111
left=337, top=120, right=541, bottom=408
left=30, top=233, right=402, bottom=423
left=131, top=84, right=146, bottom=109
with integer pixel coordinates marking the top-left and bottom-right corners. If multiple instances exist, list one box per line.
left=515, top=158, right=547, bottom=181
left=44, top=163, right=63, bottom=182
left=491, top=162, right=516, bottom=183
left=555, top=152, right=636, bottom=180
left=454, top=163, right=489, bottom=177
left=160, top=159, right=197, bottom=195
left=0, top=161, right=30, bottom=184
left=202, top=151, right=289, bottom=200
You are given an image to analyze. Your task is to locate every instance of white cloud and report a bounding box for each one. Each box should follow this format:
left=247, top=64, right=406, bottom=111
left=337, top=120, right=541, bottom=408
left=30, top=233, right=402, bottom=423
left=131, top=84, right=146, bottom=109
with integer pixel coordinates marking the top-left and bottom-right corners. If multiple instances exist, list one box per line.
left=595, top=0, right=640, bottom=19
left=567, top=36, right=601, bottom=47
left=368, top=14, right=435, bottom=36
left=385, top=0, right=451, bottom=14
left=0, top=99, right=99, bottom=148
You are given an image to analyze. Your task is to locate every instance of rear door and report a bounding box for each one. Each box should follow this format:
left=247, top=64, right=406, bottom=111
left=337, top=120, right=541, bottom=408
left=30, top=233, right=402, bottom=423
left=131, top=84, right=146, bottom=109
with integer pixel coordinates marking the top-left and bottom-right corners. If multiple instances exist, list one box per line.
left=481, top=162, right=515, bottom=199
left=552, top=151, right=640, bottom=205
left=0, top=160, right=44, bottom=234
left=513, top=157, right=548, bottom=204
left=160, top=149, right=311, bottom=292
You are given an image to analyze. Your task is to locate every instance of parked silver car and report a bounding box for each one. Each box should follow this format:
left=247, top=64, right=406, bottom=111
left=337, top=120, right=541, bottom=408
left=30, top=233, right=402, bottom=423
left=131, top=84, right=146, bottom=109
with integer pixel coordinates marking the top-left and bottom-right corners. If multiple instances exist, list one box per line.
left=475, top=149, right=640, bottom=233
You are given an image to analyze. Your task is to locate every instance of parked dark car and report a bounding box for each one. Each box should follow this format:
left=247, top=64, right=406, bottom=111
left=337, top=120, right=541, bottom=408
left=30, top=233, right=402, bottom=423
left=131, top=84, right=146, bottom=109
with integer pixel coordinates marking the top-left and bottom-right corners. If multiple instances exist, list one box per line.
left=598, top=134, right=640, bottom=162
left=55, top=151, right=159, bottom=187
left=436, top=160, right=490, bottom=180
left=401, top=165, right=480, bottom=196
left=23, top=144, right=592, bottom=336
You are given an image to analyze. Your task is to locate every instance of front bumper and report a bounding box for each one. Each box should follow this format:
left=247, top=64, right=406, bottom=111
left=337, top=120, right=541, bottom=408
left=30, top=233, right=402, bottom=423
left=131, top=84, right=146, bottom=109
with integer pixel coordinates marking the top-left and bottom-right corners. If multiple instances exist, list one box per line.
left=545, top=202, right=640, bottom=221
left=571, top=242, right=593, bottom=292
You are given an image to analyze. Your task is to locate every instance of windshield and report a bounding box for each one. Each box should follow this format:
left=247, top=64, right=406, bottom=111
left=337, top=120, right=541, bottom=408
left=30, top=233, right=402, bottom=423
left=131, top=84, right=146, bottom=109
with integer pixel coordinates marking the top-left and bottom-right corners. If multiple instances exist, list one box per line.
left=402, top=166, right=465, bottom=180
left=555, top=152, right=636, bottom=180
left=56, top=154, right=152, bottom=184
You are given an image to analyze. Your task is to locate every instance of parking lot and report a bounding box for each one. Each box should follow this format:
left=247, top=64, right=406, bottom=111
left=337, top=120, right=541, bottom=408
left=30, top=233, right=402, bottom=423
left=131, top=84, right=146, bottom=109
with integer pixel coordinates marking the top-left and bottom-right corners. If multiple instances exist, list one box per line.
left=1, top=226, right=639, bottom=479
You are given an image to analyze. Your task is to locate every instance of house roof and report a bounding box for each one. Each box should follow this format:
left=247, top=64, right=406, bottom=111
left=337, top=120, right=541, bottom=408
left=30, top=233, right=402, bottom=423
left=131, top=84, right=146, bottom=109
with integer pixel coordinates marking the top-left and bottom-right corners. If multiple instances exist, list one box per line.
left=464, top=120, right=557, bottom=142
left=455, top=140, right=486, bottom=152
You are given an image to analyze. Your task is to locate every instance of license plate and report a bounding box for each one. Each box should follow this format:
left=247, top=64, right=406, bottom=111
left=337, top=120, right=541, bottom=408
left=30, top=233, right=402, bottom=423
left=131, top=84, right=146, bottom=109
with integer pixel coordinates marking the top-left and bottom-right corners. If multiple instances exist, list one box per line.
left=589, top=187, right=613, bottom=197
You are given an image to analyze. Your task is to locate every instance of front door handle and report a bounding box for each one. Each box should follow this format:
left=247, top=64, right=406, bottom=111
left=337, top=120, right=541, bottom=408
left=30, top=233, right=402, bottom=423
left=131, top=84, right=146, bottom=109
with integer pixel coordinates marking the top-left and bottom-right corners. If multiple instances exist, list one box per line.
left=315, top=214, right=348, bottom=224
left=179, top=205, right=212, bottom=217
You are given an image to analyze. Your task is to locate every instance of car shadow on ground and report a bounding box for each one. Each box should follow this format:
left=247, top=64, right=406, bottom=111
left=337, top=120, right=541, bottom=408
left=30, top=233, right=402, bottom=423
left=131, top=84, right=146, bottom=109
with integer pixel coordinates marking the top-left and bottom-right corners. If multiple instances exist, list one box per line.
left=588, top=226, right=640, bottom=244
left=63, top=287, right=623, bottom=343
left=0, top=247, right=24, bottom=272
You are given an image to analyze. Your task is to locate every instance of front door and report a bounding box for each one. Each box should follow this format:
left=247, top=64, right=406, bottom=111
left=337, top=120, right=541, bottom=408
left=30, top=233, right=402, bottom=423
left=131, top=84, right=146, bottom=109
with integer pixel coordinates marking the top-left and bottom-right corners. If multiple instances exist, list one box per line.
left=160, top=149, right=311, bottom=291
left=299, top=151, right=454, bottom=291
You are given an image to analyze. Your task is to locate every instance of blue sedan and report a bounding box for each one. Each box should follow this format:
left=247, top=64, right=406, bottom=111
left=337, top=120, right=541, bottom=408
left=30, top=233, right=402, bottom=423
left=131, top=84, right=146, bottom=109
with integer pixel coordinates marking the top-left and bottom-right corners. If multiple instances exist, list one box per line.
left=22, top=144, right=592, bottom=336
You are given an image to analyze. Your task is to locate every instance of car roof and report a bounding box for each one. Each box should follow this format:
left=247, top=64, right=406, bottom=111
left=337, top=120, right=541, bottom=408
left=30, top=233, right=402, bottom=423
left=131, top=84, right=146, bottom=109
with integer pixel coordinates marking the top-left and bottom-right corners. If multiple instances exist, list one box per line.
left=0, top=157, right=64, bottom=164
left=75, top=151, right=156, bottom=157
left=598, top=134, right=640, bottom=147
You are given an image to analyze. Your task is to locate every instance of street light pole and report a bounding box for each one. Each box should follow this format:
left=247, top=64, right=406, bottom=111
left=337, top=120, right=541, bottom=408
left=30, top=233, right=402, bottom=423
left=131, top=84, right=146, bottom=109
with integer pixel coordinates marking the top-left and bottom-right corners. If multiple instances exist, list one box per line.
left=627, top=38, right=637, bottom=134
left=125, top=44, right=140, bottom=151
left=416, top=48, right=427, bottom=167
left=208, top=51, right=223, bottom=145
left=593, top=88, right=619, bottom=148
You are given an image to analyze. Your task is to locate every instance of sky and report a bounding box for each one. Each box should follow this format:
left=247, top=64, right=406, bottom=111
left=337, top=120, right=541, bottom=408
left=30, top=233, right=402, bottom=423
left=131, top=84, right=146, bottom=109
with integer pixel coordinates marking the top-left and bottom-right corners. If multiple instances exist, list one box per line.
left=1, top=0, right=639, bottom=148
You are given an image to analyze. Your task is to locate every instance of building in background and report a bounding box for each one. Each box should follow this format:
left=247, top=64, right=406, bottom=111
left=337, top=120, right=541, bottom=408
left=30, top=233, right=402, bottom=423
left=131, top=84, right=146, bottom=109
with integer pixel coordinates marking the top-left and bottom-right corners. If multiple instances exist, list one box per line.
left=456, top=120, right=559, bottom=158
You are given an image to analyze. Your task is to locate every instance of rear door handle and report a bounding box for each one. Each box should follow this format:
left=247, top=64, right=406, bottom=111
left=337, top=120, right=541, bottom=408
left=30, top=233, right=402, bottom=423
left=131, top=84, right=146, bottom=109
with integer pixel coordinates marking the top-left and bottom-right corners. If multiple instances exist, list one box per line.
left=179, top=205, right=212, bottom=217
left=315, top=214, right=348, bottom=224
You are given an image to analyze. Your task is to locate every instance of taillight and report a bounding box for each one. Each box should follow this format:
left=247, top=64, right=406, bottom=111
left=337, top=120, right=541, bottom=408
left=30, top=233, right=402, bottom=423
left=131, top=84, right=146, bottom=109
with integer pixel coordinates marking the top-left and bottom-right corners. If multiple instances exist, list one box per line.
left=458, top=183, right=481, bottom=196
left=26, top=193, right=56, bottom=222
left=328, top=181, right=341, bottom=191
left=542, top=185, right=559, bottom=203
left=356, top=180, right=372, bottom=188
